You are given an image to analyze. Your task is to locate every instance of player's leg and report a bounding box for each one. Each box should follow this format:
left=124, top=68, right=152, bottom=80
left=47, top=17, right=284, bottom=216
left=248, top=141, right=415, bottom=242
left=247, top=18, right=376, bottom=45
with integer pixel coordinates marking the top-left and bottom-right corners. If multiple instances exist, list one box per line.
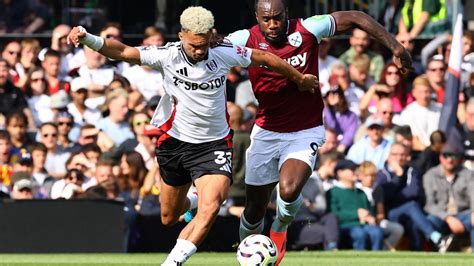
left=271, top=126, right=325, bottom=265
left=159, top=179, right=191, bottom=226
left=240, top=183, right=275, bottom=240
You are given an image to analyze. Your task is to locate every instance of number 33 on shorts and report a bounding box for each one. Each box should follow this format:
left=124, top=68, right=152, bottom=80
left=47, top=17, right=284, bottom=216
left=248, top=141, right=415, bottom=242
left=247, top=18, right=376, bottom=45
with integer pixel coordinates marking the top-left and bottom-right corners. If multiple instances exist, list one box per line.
left=214, top=151, right=232, bottom=173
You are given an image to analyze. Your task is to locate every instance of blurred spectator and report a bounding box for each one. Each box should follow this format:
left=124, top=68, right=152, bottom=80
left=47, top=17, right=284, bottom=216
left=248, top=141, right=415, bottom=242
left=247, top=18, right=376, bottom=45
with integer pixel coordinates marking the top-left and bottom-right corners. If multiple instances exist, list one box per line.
left=54, top=111, right=79, bottom=153
left=319, top=128, right=339, bottom=155
left=40, top=122, right=70, bottom=179
left=1, top=41, right=21, bottom=82
left=10, top=177, right=34, bottom=200
left=328, top=63, right=364, bottom=117
left=347, top=55, right=374, bottom=116
left=5, top=112, right=35, bottom=155
left=423, top=143, right=473, bottom=253
left=356, top=98, right=397, bottom=143
left=356, top=161, right=404, bottom=250
left=375, top=143, right=444, bottom=250
left=81, top=143, right=101, bottom=169
left=227, top=102, right=250, bottom=207
left=29, top=142, right=54, bottom=198
left=234, top=78, right=257, bottom=112
left=425, top=58, right=446, bottom=103
left=313, top=151, right=340, bottom=192
left=399, top=0, right=448, bottom=38
left=42, top=49, right=71, bottom=95
left=380, top=0, right=402, bottom=34
left=461, top=98, right=474, bottom=170
left=15, top=38, right=40, bottom=89
left=396, top=32, right=424, bottom=75
left=0, top=0, right=29, bottom=33
left=12, top=149, right=33, bottom=174
left=323, top=87, right=358, bottom=153
left=288, top=168, right=339, bottom=251
left=359, top=63, right=408, bottom=117
left=24, top=67, right=54, bottom=127
left=78, top=46, right=115, bottom=110
left=50, top=169, right=85, bottom=199
left=145, top=95, right=161, bottom=118
left=67, top=77, right=102, bottom=128
left=83, top=159, right=115, bottom=190
left=143, top=26, right=166, bottom=46
left=327, top=159, right=384, bottom=250
left=339, top=29, right=384, bottom=82
left=318, top=38, right=340, bottom=91
left=99, top=22, right=129, bottom=74
left=0, top=59, right=33, bottom=129
left=96, top=89, right=134, bottom=146
left=347, top=117, right=391, bottom=169
left=154, top=0, right=167, bottom=30
left=400, top=76, right=441, bottom=151
left=414, top=130, right=446, bottom=176
left=0, top=130, right=13, bottom=190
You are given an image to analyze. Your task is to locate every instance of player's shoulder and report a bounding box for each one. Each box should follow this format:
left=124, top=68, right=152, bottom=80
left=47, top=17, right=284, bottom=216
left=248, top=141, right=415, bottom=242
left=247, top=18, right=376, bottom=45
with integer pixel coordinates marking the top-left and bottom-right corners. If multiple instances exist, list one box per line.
left=225, top=29, right=251, bottom=46
left=138, top=41, right=181, bottom=52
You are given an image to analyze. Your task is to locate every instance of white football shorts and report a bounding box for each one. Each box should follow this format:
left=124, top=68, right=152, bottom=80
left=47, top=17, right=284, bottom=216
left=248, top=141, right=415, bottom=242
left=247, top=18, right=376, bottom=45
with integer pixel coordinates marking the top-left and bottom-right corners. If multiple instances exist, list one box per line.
left=245, top=124, right=326, bottom=186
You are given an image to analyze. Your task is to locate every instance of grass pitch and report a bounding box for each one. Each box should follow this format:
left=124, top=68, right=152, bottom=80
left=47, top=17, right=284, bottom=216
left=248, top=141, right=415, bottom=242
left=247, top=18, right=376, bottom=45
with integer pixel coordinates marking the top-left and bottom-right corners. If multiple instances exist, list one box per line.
left=0, top=251, right=472, bottom=265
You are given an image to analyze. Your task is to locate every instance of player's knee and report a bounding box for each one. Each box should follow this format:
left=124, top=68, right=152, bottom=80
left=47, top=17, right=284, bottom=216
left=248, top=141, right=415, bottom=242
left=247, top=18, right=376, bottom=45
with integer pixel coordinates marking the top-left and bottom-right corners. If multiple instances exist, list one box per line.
left=278, top=180, right=301, bottom=201
left=196, top=202, right=220, bottom=223
left=161, top=211, right=179, bottom=227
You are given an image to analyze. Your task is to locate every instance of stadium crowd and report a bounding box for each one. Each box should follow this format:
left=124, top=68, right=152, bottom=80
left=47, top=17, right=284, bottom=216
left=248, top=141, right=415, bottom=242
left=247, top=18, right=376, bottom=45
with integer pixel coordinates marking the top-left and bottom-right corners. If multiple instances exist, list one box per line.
left=0, top=0, right=473, bottom=254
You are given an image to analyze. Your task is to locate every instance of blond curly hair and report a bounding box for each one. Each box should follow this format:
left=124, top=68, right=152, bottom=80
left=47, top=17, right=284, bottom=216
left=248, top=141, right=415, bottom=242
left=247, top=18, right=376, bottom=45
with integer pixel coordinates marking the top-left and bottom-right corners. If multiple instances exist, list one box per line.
left=180, top=6, right=214, bottom=34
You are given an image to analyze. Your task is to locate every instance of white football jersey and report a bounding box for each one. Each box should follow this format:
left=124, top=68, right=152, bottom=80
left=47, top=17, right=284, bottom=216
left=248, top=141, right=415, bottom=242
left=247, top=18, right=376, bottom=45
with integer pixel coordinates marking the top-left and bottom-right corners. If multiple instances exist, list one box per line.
left=138, top=42, right=252, bottom=144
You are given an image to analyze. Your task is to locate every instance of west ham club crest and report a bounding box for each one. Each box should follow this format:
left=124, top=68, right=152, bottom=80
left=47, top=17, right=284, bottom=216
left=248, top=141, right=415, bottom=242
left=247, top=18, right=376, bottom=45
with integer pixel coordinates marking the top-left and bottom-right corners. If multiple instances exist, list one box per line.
left=288, top=32, right=302, bottom=47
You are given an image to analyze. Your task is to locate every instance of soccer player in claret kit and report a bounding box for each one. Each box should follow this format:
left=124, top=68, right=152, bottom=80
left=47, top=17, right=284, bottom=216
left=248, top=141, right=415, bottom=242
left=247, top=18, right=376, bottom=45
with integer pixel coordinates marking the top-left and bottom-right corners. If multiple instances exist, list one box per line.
left=225, top=0, right=414, bottom=264
left=68, top=6, right=318, bottom=265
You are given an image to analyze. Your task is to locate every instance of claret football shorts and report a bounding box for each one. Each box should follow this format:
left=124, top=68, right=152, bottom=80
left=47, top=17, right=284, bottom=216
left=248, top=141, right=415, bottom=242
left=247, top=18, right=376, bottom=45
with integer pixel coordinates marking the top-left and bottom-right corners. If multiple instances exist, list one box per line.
left=245, top=125, right=325, bottom=186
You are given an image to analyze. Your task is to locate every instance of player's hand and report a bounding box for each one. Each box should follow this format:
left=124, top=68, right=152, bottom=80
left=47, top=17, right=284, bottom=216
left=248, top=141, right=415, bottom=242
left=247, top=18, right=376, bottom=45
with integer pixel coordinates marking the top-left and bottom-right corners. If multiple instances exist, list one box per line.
left=298, top=74, right=318, bottom=93
left=393, top=47, right=414, bottom=75
left=67, top=26, right=86, bottom=48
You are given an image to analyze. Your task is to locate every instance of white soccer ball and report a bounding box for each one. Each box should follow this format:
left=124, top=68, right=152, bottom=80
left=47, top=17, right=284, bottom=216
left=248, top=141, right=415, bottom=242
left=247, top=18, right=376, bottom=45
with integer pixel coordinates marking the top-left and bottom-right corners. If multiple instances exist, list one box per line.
left=237, top=234, right=278, bottom=266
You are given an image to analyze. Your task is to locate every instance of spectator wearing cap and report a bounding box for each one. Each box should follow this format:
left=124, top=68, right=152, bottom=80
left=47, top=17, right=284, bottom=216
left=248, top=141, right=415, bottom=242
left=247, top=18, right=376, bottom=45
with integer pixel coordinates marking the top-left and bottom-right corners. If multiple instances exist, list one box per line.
left=67, top=77, right=102, bottom=127
left=29, top=142, right=54, bottom=198
left=54, top=111, right=80, bottom=152
left=327, top=159, right=384, bottom=250
left=24, top=67, right=54, bottom=127
left=49, top=89, right=70, bottom=116
left=375, top=143, right=444, bottom=251
left=323, top=87, right=359, bottom=153
left=355, top=98, right=397, bottom=143
left=41, top=49, right=71, bottom=95
left=40, top=122, right=70, bottom=179
left=96, top=89, right=134, bottom=146
left=347, top=117, right=392, bottom=169
left=11, top=177, right=34, bottom=200
left=12, top=149, right=33, bottom=174
left=400, top=76, right=441, bottom=151
left=423, top=143, right=474, bottom=253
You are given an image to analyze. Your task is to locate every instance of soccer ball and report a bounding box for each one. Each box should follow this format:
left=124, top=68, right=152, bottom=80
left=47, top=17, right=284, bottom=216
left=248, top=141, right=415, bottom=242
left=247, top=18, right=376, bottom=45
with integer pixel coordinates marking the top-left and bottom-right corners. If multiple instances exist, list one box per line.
left=237, top=234, right=278, bottom=266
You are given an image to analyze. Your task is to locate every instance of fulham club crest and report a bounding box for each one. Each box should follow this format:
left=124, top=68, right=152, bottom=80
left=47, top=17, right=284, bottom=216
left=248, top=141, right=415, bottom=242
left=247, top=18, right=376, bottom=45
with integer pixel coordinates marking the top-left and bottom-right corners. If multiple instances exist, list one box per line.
left=288, top=32, right=302, bottom=47
left=206, top=60, right=218, bottom=72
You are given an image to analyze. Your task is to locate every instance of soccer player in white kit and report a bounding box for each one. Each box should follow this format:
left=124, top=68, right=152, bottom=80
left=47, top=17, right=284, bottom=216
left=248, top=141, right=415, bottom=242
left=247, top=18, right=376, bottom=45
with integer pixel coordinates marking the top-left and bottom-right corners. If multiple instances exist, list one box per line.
left=68, top=6, right=318, bottom=265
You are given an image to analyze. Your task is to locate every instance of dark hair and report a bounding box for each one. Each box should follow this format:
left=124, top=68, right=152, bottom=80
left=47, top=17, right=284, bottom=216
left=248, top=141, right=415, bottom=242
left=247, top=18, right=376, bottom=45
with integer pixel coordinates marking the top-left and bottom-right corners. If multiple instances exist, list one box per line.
left=255, top=0, right=288, bottom=9
left=328, top=88, right=349, bottom=113
left=101, top=22, right=122, bottom=36
left=379, top=63, right=407, bottom=107
left=430, top=130, right=446, bottom=146
left=394, top=125, right=413, bottom=140
left=6, top=112, right=28, bottom=126
left=128, top=111, right=150, bottom=135
left=64, top=169, right=85, bottom=181
left=80, top=143, right=102, bottom=155
left=28, top=142, right=47, bottom=153
left=43, top=49, right=61, bottom=59
left=319, top=150, right=342, bottom=165
left=0, top=130, right=10, bottom=142
left=117, top=151, right=147, bottom=197
left=24, top=67, right=48, bottom=97
left=79, top=124, right=96, bottom=133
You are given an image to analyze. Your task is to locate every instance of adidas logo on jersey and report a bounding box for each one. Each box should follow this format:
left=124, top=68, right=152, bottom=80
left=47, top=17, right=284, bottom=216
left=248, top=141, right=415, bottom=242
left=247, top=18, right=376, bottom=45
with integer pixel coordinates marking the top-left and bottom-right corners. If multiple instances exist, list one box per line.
left=219, top=163, right=232, bottom=173
left=284, top=52, right=307, bottom=67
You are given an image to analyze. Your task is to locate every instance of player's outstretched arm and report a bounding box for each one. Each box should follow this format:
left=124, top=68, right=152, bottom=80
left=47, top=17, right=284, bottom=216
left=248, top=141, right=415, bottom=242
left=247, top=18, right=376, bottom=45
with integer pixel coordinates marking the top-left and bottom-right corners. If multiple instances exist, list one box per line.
left=331, top=11, right=414, bottom=74
left=67, top=26, right=141, bottom=65
left=249, top=49, right=317, bottom=93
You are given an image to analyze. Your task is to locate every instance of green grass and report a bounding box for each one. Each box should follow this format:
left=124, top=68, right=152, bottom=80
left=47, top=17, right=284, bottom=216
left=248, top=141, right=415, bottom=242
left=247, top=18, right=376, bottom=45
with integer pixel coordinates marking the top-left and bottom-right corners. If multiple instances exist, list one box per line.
left=0, top=251, right=471, bottom=266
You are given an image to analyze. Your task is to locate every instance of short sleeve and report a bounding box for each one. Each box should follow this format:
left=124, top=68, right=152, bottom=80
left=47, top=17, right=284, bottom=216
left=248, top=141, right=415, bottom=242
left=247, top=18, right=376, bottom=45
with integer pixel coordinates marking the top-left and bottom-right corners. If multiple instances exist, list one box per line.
left=224, top=30, right=251, bottom=46
left=137, top=45, right=169, bottom=70
left=215, top=44, right=253, bottom=69
left=301, top=14, right=336, bottom=43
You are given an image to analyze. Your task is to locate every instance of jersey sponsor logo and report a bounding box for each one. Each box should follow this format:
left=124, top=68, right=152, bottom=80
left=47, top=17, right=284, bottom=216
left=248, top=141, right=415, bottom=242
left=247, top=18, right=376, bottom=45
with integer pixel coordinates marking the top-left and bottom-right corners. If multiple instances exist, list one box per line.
left=206, top=60, right=218, bottom=72
left=259, top=43, right=269, bottom=50
left=172, top=75, right=226, bottom=91
left=176, top=67, right=189, bottom=76
left=284, top=52, right=307, bottom=67
left=236, top=46, right=249, bottom=58
left=288, top=32, right=303, bottom=47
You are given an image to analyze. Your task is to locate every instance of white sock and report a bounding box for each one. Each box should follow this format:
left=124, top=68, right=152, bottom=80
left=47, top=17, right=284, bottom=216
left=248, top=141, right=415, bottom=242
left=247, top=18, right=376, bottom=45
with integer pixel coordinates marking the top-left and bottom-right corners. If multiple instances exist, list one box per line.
left=271, top=188, right=303, bottom=233
left=239, top=213, right=264, bottom=241
left=162, top=239, right=197, bottom=265
left=186, top=189, right=198, bottom=210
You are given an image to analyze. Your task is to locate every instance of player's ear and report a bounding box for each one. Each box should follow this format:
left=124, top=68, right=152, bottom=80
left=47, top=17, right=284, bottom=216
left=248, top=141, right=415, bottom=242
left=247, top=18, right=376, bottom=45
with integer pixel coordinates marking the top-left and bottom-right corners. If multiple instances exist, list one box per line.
left=255, top=12, right=259, bottom=23
left=178, top=31, right=183, bottom=41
